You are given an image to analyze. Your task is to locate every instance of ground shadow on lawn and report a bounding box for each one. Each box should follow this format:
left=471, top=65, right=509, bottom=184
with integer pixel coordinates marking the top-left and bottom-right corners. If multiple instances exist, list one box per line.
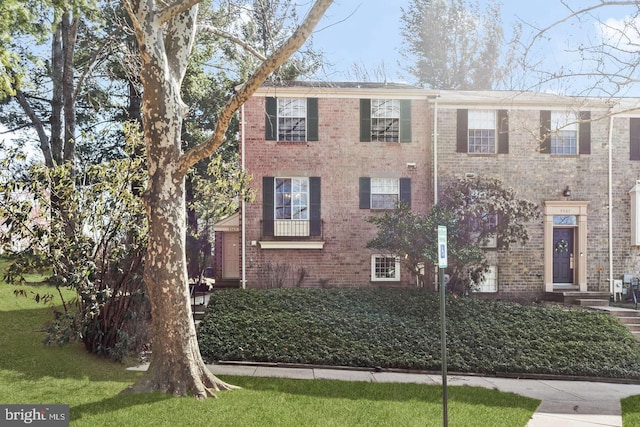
left=69, top=392, right=171, bottom=423
left=222, top=375, right=540, bottom=411
left=0, top=306, right=139, bottom=383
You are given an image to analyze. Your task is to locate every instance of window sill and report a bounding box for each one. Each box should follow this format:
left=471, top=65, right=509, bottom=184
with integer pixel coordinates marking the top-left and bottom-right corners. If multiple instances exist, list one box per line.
left=259, top=240, right=325, bottom=249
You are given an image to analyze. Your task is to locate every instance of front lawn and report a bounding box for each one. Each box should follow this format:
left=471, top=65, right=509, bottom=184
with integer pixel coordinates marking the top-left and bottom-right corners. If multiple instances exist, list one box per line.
left=199, top=287, right=640, bottom=379
left=0, top=262, right=539, bottom=426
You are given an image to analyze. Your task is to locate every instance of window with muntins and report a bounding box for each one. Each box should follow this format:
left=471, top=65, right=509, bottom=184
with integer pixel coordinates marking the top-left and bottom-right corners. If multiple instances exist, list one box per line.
left=473, top=266, right=498, bottom=292
left=468, top=110, right=496, bottom=153
left=371, top=255, right=400, bottom=281
left=371, top=99, right=400, bottom=142
left=275, top=178, right=308, bottom=220
left=551, top=111, right=578, bottom=155
left=265, top=97, right=318, bottom=142
left=370, top=178, right=399, bottom=209
left=263, top=176, right=321, bottom=238
left=278, top=98, right=306, bottom=141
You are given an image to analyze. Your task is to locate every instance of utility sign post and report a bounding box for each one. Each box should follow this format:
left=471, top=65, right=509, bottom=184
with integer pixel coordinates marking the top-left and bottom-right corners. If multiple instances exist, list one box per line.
left=437, top=225, right=448, bottom=426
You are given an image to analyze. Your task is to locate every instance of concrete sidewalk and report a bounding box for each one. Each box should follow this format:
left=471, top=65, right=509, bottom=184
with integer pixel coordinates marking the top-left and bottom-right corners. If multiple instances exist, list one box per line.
left=206, top=363, right=640, bottom=427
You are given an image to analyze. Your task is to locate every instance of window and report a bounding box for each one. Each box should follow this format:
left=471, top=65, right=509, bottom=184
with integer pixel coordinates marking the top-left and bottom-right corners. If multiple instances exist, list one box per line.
left=275, top=178, right=308, bottom=220
left=472, top=266, right=498, bottom=293
left=277, top=99, right=306, bottom=141
left=265, top=97, right=318, bottom=141
left=540, top=110, right=591, bottom=155
left=457, top=109, right=509, bottom=154
left=371, top=178, right=399, bottom=209
left=371, top=99, right=400, bottom=142
left=360, top=99, right=412, bottom=142
left=551, top=111, right=578, bottom=155
left=371, top=255, right=400, bottom=281
left=262, top=176, right=321, bottom=238
left=470, top=210, right=498, bottom=248
left=359, top=177, right=411, bottom=209
left=468, top=110, right=496, bottom=153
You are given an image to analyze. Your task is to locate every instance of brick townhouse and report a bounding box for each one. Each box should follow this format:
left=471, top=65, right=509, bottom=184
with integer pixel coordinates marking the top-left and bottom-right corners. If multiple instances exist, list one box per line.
left=213, top=81, right=640, bottom=303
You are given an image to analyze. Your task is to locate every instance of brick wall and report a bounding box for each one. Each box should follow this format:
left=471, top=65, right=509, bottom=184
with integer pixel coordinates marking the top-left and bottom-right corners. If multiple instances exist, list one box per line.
left=241, top=92, right=433, bottom=288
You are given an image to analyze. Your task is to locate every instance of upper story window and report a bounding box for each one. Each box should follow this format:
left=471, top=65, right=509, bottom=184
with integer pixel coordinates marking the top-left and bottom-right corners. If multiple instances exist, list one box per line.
left=359, top=177, right=411, bottom=210
left=468, top=110, right=496, bottom=154
left=265, top=97, right=318, bottom=142
left=360, top=99, right=412, bottom=142
left=540, top=110, right=591, bottom=155
left=551, top=111, right=578, bottom=155
left=457, top=109, right=509, bottom=154
left=277, top=99, right=306, bottom=141
left=275, top=177, right=308, bottom=220
left=371, top=178, right=399, bottom=209
left=262, top=176, right=322, bottom=238
left=371, top=99, right=400, bottom=142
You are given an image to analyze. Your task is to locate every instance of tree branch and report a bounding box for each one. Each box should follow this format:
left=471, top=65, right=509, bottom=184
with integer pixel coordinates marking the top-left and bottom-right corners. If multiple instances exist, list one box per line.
left=198, top=25, right=267, bottom=61
left=177, top=0, right=334, bottom=176
left=159, top=0, right=202, bottom=26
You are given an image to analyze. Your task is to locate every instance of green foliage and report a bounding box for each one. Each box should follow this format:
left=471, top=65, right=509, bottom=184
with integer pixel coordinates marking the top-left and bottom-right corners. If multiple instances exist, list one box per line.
left=0, top=122, right=149, bottom=361
left=199, top=288, right=640, bottom=379
left=367, top=176, right=539, bottom=293
left=400, top=0, right=515, bottom=89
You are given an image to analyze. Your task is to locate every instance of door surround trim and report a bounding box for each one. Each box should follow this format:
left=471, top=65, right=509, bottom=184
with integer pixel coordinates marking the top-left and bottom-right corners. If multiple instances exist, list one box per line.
left=543, top=201, right=589, bottom=292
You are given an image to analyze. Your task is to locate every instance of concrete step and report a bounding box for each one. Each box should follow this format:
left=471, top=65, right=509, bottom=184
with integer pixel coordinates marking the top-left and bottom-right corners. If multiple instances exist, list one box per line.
left=618, top=316, right=640, bottom=324
left=576, top=298, right=609, bottom=307
left=609, top=309, right=640, bottom=318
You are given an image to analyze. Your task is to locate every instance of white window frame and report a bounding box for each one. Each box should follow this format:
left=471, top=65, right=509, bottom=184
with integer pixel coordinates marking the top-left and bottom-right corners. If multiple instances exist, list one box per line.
left=473, top=266, right=498, bottom=293
left=371, top=99, right=400, bottom=142
left=274, top=177, right=309, bottom=236
left=468, top=110, right=496, bottom=154
left=277, top=98, right=306, bottom=141
left=550, top=111, right=578, bottom=155
left=370, top=178, right=399, bottom=210
left=371, top=254, right=400, bottom=282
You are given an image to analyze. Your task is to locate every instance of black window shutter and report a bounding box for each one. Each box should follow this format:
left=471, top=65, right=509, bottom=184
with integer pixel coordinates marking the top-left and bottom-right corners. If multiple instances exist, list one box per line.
left=309, top=177, right=321, bottom=236
left=360, top=99, right=371, bottom=142
left=307, top=98, right=318, bottom=141
left=359, top=177, right=371, bottom=209
left=265, top=97, right=277, bottom=140
left=399, top=178, right=411, bottom=207
left=540, top=110, right=551, bottom=154
left=400, top=100, right=412, bottom=142
left=497, top=109, right=509, bottom=154
left=631, top=118, right=640, bottom=160
left=262, top=177, right=274, bottom=236
left=579, top=111, right=591, bottom=154
left=457, top=109, right=468, bottom=153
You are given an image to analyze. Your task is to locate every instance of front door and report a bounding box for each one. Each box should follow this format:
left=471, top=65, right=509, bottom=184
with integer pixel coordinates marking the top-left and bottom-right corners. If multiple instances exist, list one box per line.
left=553, top=228, right=574, bottom=284
left=223, top=232, right=240, bottom=279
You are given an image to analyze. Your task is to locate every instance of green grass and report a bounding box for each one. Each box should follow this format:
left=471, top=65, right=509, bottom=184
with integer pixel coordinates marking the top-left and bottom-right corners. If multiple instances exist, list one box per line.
left=0, top=260, right=539, bottom=426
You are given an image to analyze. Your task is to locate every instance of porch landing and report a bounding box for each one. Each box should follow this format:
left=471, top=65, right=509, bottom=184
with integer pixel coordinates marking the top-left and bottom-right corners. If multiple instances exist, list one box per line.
left=543, top=291, right=611, bottom=307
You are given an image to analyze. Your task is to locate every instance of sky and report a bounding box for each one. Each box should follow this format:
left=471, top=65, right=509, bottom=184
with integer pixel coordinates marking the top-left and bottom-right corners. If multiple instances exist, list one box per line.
left=308, top=0, right=640, bottom=93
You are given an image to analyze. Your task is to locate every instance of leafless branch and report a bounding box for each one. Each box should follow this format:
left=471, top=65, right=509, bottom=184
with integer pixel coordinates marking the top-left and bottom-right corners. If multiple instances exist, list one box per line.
left=198, top=25, right=267, bottom=61
left=159, top=0, right=202, bottom=26
left=178, top=0, right=334, bottom=175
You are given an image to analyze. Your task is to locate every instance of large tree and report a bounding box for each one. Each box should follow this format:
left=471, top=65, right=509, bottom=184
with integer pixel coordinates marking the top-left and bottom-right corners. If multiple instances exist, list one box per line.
left=399, top=0, right=514, bottom=89
left=121, top=0, right=333, bottom=398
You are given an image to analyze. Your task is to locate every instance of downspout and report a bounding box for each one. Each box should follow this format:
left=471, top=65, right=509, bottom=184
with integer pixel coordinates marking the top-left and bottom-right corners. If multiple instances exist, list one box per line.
left=429, top=95, right=439, bottom=204
left=241, top=104, right=247, bottom=289
left=608, top=114, right=614, bottom=296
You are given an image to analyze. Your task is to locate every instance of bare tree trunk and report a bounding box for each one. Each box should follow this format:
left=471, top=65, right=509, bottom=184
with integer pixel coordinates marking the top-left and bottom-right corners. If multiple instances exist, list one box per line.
left=123, top=0, right=333, bottom=398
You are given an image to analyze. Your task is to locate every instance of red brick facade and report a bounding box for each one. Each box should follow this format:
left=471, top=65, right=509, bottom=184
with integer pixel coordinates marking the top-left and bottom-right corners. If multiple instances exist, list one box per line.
left=233, top=83, right=640, bottom=302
